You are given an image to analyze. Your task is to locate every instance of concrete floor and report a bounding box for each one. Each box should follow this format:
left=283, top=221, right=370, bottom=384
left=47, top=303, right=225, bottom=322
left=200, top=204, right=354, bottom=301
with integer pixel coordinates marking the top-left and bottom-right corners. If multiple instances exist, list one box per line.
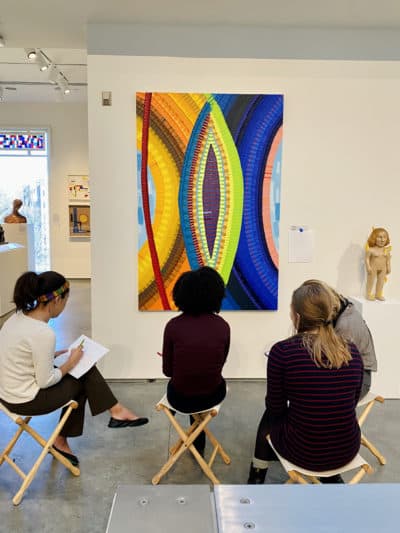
left=0, top=281, right=399, bottom=532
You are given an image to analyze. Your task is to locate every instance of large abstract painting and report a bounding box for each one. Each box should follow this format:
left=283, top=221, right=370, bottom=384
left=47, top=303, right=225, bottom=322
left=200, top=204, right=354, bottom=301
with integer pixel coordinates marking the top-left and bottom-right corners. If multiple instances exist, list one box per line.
left=137, top=92, right=283, bottom=310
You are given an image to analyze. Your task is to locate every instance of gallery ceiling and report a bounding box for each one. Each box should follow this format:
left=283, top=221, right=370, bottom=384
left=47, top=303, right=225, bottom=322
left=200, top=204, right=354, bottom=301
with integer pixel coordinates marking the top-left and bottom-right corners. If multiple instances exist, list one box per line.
left=1, top=0, right=400, bottom=103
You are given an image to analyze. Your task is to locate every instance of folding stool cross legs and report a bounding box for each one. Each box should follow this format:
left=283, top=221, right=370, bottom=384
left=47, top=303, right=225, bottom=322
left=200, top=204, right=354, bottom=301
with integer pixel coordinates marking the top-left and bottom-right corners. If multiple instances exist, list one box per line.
left=357, top=392, right=386, bottom=465
left=0, top=400, right=81, bottom=505
left=152, top=396, right=231, bottom=485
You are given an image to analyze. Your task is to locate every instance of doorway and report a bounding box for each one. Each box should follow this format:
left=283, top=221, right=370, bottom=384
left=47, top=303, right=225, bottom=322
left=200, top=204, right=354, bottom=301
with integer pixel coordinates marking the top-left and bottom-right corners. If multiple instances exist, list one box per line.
left=0, top=129, right=50, bottom=271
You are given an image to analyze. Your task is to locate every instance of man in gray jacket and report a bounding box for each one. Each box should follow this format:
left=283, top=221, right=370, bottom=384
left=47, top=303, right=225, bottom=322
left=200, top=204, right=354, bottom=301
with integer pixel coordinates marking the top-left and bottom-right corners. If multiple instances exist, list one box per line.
left=331, top=291, right=377, bottom=399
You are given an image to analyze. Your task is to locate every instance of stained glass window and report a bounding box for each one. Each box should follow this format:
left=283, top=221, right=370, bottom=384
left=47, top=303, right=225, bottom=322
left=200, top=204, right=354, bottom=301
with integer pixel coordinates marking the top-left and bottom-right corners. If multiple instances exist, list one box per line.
left=0, top=133, right=45, bottom=151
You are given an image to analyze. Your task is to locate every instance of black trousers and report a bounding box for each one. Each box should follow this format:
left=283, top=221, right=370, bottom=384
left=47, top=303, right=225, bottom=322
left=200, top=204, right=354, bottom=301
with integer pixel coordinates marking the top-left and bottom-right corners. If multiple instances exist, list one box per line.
left=253, top=410, right=279, bottom=462
left=360, top=370, right=371, bottom=400
left=1, top=366, right=117, bottom=437
left=167, top=380, right=226, bottom=451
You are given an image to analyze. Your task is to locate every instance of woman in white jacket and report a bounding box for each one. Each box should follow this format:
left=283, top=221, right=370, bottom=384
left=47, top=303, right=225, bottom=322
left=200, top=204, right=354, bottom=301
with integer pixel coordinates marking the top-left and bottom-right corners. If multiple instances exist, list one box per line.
left=0, top=270, right=148, bottom=466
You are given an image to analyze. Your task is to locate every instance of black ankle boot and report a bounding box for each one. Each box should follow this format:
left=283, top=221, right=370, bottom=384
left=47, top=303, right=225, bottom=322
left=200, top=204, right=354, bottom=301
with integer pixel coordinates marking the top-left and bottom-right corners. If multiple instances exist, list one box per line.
left=247, top=463, right=267, bottom=484
left=319, top=474, right=344, bottom=484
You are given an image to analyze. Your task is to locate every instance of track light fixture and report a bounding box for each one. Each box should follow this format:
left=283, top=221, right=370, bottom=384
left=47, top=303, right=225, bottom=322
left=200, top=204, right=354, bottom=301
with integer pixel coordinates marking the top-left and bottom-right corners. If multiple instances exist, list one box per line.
left=37, top=51, right=49, bottom=72
left=48, top=64, right=59, bottom=84
left=25, top=48, right=37, bottom=60
left=57, top=76, right=71, bottom=95
left=25, top=48, right=72, bottom=96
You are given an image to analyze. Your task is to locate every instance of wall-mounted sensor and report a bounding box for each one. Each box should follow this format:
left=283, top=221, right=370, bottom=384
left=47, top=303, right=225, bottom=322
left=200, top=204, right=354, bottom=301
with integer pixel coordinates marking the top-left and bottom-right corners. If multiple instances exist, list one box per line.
left=102, top=91, right=112, bottom=106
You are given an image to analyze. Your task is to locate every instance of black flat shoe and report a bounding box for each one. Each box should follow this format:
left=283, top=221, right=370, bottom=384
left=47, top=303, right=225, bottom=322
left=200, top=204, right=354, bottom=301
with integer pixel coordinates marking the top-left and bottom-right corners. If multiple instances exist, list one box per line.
left=108, top=417, right=149, bottom=428
left=52, top=445, right=79, bottom=466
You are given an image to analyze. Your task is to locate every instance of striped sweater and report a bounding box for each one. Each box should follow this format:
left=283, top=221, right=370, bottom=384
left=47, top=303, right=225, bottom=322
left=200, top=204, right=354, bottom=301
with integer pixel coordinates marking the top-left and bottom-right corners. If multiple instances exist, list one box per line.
left=267, top=335, right=363, bottom=471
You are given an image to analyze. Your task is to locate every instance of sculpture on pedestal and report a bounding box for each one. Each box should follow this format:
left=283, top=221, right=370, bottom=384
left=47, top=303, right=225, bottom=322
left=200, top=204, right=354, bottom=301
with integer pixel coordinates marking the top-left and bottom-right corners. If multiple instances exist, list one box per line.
left=365, top=227, right=391, bottom=301
left=4, top=199, right=27, bottom=223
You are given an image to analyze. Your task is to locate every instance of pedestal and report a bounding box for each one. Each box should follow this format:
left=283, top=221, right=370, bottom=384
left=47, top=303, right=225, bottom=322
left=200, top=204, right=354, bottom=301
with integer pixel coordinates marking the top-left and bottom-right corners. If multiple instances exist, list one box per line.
left=3, top=223, right=35, bottom=270
left=0, top=243, right=27, bottom=316
left=352, top=297, right=400, bottom=398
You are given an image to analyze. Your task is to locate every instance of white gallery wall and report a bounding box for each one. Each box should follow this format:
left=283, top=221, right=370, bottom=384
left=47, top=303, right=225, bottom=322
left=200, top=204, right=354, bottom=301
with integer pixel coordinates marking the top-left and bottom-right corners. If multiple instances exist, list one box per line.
left=0, top=103, right=90, bottom=278
left=87, top=52, right=400, bottom=379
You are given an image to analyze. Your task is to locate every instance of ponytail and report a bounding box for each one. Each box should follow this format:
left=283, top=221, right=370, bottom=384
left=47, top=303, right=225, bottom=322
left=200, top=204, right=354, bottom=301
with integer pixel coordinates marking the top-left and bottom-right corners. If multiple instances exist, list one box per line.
left=13, top=271, right=40, bottom=311
left=302, top=324, right=352, bottom=369
left=293, top=280, right=352, bottom=369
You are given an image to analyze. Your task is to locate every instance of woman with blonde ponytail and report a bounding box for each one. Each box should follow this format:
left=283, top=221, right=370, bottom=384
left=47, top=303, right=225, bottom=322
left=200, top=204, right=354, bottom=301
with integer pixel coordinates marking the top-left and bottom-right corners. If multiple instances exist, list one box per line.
left=248, top=280, right=363, bottom=485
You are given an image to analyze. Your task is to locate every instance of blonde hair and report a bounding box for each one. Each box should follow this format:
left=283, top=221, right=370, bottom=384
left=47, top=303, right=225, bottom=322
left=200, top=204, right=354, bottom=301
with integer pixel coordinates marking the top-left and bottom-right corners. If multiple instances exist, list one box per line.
left=367, top=227, right=390, bottom=248
left=303, top=279, right=343, bottom=318
left=292, top=280, right=352, bottom=369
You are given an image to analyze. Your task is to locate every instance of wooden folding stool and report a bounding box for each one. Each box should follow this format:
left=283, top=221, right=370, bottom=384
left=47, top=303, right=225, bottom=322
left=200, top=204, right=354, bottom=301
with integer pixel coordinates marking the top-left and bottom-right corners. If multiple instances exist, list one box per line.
left=357, top=391, right=386, bottom=465
left=267, top=436, right=373, bottom=485
left=152, top=395, right=231, bottom=485
left=0, top=400, right=80, bottom=505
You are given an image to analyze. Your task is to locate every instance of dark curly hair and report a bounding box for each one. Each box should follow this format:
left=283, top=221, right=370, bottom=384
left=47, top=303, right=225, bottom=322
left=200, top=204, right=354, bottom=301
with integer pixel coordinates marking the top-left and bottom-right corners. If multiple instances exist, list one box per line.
left=172, top=266, right=225, bottom=314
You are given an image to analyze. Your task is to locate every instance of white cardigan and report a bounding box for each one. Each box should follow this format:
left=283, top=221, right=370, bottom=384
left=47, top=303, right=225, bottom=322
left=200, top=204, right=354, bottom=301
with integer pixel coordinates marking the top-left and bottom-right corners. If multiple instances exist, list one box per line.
left=0, top=312, right=62, bottom=404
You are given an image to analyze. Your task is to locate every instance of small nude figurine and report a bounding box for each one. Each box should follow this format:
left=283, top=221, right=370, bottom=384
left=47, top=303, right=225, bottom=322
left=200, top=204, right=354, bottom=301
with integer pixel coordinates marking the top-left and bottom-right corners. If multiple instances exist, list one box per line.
left=365, top=227, right=391, bottom=301
left=4, top=199, right=27, bottom=223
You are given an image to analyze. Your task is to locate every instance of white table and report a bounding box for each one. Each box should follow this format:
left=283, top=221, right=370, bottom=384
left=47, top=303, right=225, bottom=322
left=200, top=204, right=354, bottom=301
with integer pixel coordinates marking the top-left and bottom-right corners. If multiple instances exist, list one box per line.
left=0, top=243, right=27, bottom=316
left=107, top=483, right=400, bottom=533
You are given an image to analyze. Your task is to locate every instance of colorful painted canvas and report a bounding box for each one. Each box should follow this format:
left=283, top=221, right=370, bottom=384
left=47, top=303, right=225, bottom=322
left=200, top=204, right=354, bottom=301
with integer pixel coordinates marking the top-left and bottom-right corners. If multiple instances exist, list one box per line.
left=137, top=93, right=283, bottom=310
left=69, top=205, right=90, bottom=237
left=68, top=175, right=90, bottom=201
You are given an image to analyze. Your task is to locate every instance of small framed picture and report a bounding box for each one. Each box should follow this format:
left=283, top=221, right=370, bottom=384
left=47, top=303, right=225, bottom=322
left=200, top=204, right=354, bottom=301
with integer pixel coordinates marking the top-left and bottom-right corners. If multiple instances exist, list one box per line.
left=69, top=205, right=90, bottom=238
left=68, top=175, right=90, bottom=201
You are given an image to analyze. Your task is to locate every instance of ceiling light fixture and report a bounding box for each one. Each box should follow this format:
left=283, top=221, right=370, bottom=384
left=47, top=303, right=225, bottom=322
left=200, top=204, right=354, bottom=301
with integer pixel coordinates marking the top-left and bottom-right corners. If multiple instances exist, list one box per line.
left=37, top=51, right=49, bottom=72
left=24, top=48, right=73, bottom=96
left=57, top=76, right=71, bottom=95
left=48, top=64, right=59, bottom=84
left=25, top=48, right=37, bottom=60
left=0, top=36, right=5, bottom=47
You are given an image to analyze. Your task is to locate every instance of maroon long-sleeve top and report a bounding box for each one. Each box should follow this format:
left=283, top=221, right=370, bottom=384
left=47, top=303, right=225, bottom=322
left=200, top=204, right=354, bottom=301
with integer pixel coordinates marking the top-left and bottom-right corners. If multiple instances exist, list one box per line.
left=268, top=335, right=363, bottom=471
left=162, top=313, right=230, bottom=397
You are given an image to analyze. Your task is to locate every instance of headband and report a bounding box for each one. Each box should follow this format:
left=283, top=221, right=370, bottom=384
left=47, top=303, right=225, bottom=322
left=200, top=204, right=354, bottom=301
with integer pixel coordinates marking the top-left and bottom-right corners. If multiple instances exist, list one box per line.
left=37, top=281, right=70, bottom=303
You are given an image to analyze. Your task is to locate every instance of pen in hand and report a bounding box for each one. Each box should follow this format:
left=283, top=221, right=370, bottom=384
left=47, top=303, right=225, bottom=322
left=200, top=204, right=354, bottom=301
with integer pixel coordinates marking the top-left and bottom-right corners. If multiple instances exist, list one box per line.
left=157, top=351, right=162, bottom=357
left=78, top=339, right=85, bottom=349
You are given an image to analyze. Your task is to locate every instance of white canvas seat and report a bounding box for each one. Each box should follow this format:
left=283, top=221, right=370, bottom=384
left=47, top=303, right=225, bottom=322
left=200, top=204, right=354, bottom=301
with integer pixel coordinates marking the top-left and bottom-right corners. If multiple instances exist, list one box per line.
left=0, top=400, right=80, bottom=505
left=267, top=436, right=373, bottom=485
left=152, top=395, right=230, bottom=485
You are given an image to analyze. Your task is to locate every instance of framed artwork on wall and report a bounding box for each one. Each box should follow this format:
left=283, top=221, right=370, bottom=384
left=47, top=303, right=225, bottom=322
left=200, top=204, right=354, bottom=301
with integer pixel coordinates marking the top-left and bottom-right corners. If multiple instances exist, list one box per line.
left=69, top=205, right=90, bottom=238
left=68, top=175, right=90, bottom=202
left=137, top=92, right=283, bottom=311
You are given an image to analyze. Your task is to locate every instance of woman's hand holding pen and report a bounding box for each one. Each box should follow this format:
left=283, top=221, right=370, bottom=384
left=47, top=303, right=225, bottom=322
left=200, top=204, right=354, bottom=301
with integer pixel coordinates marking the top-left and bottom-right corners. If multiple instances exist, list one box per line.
left=60, top=341, right=84, bottom=376
left=68, top=344, right=84, bottom=367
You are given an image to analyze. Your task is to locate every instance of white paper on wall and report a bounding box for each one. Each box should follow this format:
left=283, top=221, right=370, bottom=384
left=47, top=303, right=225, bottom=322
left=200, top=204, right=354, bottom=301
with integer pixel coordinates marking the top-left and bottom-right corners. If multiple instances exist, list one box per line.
left=288, top=226, right=314, bottom=263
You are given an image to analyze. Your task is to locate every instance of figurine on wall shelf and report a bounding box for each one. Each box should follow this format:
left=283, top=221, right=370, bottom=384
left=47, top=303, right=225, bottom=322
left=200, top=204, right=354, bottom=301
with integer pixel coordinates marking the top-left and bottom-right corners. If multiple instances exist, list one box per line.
left=4, top=199, right=27, bottom=223
left=365, top=227, right=391, bottom=301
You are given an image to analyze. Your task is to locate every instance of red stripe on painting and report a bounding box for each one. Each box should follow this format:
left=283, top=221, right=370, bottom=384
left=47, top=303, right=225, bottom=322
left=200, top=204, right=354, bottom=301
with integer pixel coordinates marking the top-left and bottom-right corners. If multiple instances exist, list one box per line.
left=140, top=92, right=171, bottom=310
